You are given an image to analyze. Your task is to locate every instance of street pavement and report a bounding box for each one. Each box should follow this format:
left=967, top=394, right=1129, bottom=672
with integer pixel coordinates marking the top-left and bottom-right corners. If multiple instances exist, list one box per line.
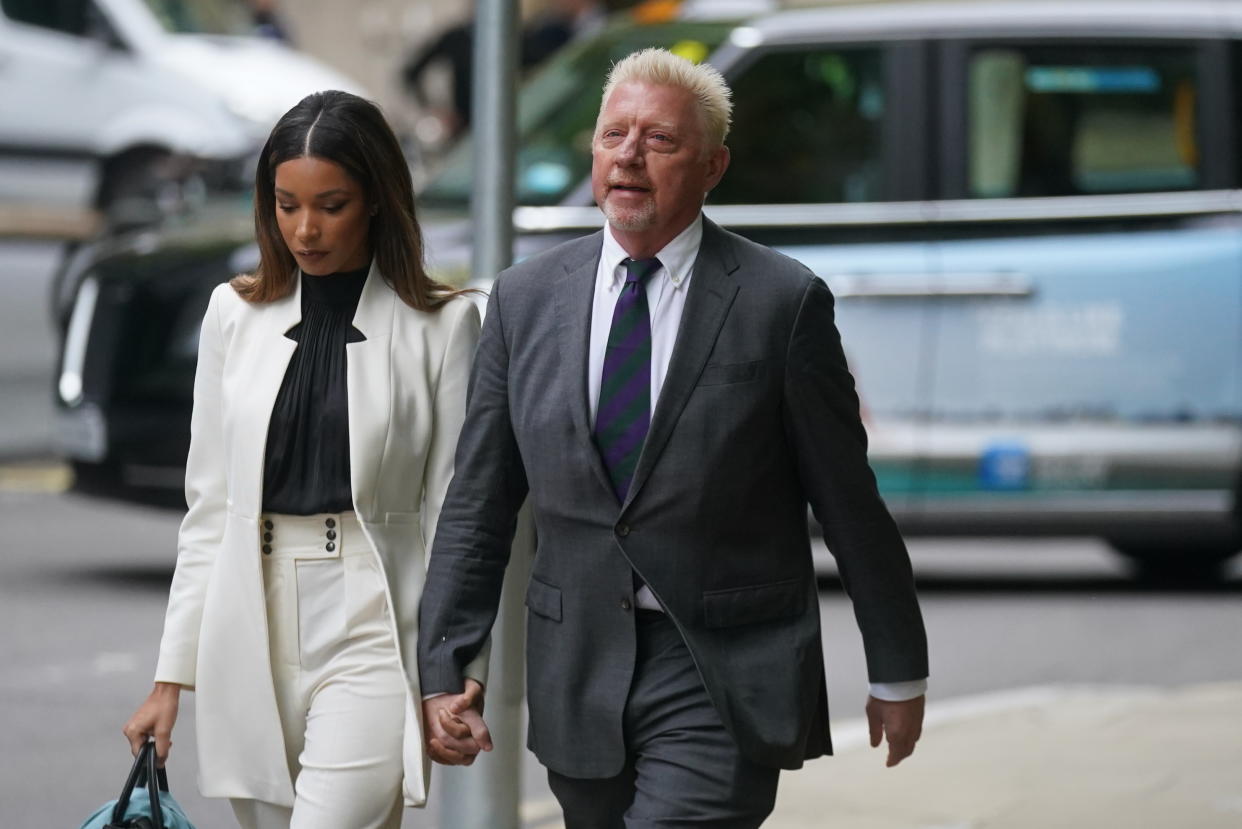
left=768, top=680, right=1242, bottom=829
left=3, top=476, right=1240, bottom=828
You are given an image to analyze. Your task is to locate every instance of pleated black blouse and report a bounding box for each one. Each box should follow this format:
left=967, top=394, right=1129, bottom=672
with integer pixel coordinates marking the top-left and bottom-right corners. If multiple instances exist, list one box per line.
left=262, top=266, right=369, bottom=515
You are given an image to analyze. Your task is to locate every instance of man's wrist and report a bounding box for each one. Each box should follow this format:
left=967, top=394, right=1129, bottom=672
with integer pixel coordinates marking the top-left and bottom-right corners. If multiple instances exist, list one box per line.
left=869, top=678, right=928, bottom=702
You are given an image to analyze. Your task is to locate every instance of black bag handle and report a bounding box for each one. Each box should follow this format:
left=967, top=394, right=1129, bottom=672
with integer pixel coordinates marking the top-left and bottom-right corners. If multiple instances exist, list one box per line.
left=109, top=739, right=166, bottom=829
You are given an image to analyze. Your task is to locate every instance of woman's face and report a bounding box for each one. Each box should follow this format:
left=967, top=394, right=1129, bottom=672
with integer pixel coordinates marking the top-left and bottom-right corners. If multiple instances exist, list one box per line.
left=274, top=156, right=372, bottom=276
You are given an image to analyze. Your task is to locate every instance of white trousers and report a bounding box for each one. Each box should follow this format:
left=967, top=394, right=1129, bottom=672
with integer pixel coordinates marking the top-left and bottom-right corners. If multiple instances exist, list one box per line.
left=230, top=511, right=407, bottom=829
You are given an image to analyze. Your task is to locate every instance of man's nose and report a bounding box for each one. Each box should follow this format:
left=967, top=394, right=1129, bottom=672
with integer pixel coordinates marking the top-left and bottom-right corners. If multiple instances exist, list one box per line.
left=615, top=131, right=642, bottom=166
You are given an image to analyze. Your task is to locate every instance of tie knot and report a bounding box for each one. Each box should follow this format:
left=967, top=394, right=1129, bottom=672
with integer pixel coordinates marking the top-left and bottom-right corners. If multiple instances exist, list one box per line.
left=622, top=257, right=662, bottom=286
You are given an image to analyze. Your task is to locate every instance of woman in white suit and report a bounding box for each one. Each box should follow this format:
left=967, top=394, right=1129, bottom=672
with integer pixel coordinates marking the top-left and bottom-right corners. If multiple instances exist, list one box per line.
left=122, top=90, right=488, bottom=828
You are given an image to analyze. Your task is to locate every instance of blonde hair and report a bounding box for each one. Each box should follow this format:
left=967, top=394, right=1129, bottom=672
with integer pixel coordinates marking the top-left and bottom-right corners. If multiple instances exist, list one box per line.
left=600, top=47, right=733, bottom=147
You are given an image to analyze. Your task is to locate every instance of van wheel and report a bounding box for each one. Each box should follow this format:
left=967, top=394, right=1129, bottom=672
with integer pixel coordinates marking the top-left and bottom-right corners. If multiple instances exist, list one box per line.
left=1109, top=540, right=1239, bottom=583
left=97, top=148, right=172, bottom=231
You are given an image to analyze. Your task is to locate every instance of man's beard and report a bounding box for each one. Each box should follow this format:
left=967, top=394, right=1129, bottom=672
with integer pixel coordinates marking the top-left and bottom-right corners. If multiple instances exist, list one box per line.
left=602, top=192, right=656, bottom=231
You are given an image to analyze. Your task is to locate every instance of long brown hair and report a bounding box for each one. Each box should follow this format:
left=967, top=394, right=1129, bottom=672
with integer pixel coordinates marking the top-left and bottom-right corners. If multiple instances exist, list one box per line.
left=232, top=90, right=455, bottom=310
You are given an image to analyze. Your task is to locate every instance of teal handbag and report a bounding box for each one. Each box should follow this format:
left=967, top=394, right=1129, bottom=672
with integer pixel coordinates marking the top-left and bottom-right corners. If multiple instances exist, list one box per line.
left=78, top=740, right=197, bottom=829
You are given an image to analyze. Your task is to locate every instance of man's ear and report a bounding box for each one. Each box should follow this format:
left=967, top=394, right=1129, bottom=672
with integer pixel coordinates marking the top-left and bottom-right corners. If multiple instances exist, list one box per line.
left=705, top=145, right=731, bottom=192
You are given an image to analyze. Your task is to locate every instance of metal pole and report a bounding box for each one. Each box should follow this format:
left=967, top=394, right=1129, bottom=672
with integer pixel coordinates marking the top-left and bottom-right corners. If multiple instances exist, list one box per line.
left=435, top=1, right=525, bottom=828
left=470, top=0, right=517, bottom=282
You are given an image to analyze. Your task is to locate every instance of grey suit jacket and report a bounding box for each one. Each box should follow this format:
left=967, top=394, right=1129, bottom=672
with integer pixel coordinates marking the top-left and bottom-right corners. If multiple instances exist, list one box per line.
left=418, top=218, right=928, bottom=778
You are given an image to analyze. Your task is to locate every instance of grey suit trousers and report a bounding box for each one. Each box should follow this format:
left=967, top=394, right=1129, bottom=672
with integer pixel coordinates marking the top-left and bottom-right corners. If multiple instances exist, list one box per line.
left=547, top=611, right=780, bottom=829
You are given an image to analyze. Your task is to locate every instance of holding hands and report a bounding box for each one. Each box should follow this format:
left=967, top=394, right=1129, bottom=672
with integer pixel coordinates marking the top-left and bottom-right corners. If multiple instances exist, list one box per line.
left=423, top=678, right=493, bottom=765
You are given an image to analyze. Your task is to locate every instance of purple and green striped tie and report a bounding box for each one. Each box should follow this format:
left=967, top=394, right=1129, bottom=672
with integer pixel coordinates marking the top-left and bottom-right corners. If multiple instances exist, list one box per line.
left=595, top=257, right=662, bottom=501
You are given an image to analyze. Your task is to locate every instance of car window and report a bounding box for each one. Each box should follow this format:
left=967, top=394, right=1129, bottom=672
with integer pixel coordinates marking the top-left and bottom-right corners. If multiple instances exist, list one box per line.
left=419, top=21, right=734, bottom=208
left=710, top=46, right=886, bottom=205
left=967, top=44, right=1200, bottom=197
left=2, top=0, right=92, bottom=36
left=139, top=0, right=252, bottom=36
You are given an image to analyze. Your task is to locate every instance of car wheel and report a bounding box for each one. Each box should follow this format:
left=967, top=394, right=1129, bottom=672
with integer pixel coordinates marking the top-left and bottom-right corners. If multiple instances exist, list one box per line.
left=1109, top=539, right=1239, bottom=583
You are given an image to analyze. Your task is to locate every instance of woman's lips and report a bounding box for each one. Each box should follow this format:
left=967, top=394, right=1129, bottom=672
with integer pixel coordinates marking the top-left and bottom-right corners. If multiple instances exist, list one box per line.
left=297, top=250, right=328, bottom=261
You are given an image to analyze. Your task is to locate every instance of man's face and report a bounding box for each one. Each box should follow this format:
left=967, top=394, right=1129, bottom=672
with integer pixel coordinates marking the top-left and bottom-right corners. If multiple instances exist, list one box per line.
left=591, top=81, right=729, bottom=253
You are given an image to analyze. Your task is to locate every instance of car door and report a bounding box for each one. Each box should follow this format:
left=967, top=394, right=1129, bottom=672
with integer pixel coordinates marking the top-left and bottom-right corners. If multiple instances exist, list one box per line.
left=920, top=36, right=1242, bottom=540
left=706, top=39, right=936, bottom=519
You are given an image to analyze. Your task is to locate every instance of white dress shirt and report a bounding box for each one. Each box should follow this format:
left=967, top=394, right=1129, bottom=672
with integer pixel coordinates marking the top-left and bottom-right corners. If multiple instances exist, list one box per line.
left=588, top=216, right=927, bottom=703
left=588, top=217, right=701, bottom=426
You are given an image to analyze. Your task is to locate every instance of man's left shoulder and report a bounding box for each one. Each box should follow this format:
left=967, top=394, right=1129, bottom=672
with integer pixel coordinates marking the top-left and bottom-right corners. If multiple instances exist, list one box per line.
left=707, top=221, right=816, bottom=293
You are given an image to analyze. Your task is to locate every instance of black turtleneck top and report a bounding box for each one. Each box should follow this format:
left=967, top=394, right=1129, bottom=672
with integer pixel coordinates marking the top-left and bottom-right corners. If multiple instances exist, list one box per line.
left=262, top=266, right=369, bottom=515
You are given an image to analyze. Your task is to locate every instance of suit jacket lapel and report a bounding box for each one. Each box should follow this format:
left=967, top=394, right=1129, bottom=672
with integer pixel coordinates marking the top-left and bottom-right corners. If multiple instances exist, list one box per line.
left=234, top=278, right=301, bottom=515
left=346, top=261, right=395, bottom=516
left=624, top=219, right=740, bottom=509
left=554, top=231, right=617, bottom=500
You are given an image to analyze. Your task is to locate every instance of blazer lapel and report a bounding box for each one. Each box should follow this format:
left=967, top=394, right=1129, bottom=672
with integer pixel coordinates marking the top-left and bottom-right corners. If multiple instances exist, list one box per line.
left=233, top=278, right=301, bottom=516
left=554, top=231, right=617, bottom=500
left=346, top=261, right=395, bottom=516
left=624, top=219, right=740, bottom=509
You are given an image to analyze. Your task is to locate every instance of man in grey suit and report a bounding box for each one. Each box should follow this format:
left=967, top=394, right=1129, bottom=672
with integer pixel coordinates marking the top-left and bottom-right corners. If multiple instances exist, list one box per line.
left=418, top=48, right=928, bottom=827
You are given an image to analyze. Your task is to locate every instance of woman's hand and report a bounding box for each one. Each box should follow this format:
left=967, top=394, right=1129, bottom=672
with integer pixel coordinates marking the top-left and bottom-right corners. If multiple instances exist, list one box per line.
left=123, top=682, right=183, bottom=764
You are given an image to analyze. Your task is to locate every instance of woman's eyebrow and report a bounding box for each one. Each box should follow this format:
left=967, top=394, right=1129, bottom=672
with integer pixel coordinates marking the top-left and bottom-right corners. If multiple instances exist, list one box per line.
left=273, top=188, right=351, bottom=198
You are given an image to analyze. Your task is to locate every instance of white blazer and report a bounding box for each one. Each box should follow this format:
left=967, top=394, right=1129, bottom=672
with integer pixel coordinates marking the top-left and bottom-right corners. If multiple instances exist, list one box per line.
left=153, top=262, right=484, bottom=807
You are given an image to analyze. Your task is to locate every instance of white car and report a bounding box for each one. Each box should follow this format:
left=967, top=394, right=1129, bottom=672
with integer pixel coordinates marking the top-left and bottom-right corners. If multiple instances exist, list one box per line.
left=0, top=0, right=362, bottom=231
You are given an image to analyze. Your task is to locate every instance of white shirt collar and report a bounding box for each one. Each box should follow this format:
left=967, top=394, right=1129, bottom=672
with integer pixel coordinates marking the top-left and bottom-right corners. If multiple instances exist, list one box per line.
left=600, top=214, right=703, bottom=289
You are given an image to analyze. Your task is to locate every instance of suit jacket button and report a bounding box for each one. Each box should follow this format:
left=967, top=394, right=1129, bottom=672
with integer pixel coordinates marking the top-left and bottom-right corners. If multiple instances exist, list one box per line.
left=325, top=517, right=336, bottom=529
left=326, top=529, right=337, bottom=540
left=620, top=598, right=632, bottom=611
left=326, top=541, right=336, bottom=552
left=263, top=532, right=273, bottom=543
left=616, top=524, right=630, bottom=537
left=263, top=519, right=273, bottom=531
left=262, top=544, right=272, bottom=555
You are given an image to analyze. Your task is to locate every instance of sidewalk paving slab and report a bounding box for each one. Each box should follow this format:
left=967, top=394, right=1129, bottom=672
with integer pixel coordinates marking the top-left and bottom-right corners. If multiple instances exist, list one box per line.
left=769, top=682, right=1242, bottom=828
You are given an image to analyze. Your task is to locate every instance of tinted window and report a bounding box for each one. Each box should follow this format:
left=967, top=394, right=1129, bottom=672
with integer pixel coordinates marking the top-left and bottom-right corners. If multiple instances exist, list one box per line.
left=710, top=47, right=885, bottom=204
left=967, top=45, right=1199, bottom=197
left=2, top=0, right=91, bottom=35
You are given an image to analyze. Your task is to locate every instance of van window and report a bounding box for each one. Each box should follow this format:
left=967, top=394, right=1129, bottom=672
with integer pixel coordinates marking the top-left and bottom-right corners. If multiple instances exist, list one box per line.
left=709, top=47, right=885, bottom=204
left=967, top=45, right=1199, bottom=197
left=2, top=0, right=92, bottom=36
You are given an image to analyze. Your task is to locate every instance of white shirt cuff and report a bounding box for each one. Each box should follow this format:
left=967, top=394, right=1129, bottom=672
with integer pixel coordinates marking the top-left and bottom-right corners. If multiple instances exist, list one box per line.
left=869, top=678, right=928, bottom=702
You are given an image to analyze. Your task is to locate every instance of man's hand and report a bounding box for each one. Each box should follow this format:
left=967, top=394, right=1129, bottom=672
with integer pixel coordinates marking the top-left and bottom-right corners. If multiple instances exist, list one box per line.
left=423, top=678, right=493, bottom=766
left=866, top=694, right=924, bottom=767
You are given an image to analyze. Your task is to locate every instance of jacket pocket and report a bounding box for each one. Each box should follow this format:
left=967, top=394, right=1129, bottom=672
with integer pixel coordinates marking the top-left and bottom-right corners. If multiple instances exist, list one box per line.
left=702, top=578, right=805, bottom=628
left=697, top=360, right=763, bottom=386
left=525, top=576, right=563, bottom=622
